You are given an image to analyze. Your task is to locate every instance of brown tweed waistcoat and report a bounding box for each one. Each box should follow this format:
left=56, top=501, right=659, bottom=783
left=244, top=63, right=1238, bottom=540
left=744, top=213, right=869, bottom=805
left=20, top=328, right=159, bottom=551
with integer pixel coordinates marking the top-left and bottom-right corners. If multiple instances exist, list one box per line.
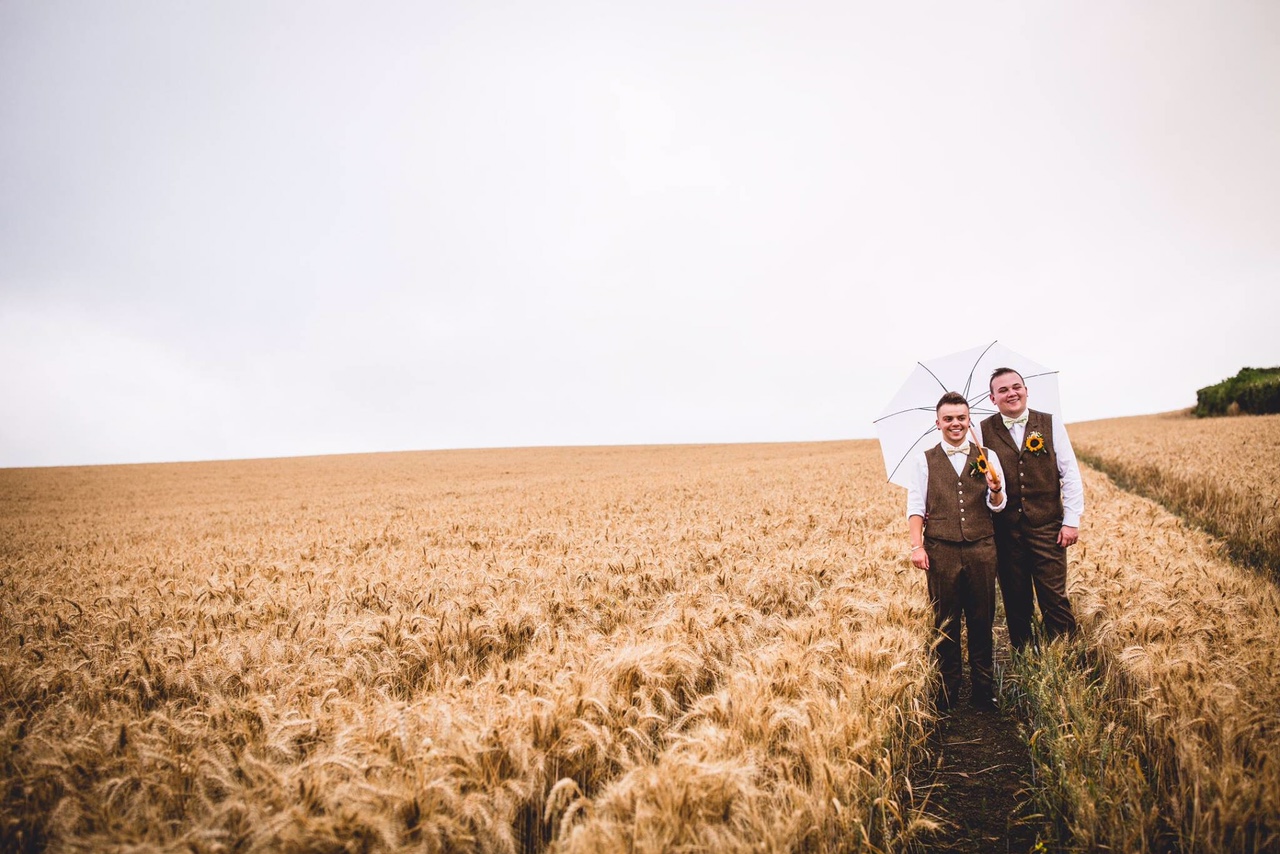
left=980, top=409, right=1064, bottom=528
left=924, top=443, right=995, bottom=543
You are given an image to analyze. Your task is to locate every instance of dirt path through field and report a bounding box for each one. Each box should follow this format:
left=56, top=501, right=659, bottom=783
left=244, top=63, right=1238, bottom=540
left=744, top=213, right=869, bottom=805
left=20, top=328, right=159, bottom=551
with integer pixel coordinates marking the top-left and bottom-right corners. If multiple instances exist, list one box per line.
left=914, top=633, right=1039, bottom=853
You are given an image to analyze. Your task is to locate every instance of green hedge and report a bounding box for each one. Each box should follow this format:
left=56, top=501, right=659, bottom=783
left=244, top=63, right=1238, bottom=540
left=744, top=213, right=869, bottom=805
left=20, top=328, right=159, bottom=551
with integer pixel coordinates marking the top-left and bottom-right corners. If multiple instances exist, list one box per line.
left=1195, top=367, right=1280, bottom=416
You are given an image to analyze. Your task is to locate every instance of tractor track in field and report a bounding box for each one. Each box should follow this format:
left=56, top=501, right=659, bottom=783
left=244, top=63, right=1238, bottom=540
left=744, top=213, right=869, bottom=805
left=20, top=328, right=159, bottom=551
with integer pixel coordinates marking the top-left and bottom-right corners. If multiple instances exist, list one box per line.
left=913, top=630, right=1041, bottom=854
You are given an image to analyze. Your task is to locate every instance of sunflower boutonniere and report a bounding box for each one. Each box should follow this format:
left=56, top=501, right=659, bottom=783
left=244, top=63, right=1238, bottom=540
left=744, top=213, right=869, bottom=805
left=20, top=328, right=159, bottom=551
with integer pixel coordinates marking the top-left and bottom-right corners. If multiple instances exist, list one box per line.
left=1024, top=431, right=1047, bottom=455
left=967, top=456, right=990, bottom=480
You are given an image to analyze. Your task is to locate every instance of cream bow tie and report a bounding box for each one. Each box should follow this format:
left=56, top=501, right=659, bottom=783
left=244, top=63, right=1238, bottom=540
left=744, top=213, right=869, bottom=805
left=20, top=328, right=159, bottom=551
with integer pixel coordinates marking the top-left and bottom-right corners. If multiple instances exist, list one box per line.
left=1003, top=414, right=1029, bottom=428
left=944, top=443, right=970, bottom=456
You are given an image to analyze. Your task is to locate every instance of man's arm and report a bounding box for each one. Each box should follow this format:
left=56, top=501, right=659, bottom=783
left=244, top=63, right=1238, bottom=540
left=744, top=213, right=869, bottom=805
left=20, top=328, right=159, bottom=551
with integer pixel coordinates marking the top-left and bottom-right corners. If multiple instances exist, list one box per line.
left=984, top=448, right=1006, bottom=512
left=909, top=515, right=928, bottom=570
left=1054, top=416, right=1083, bottom=545
left=905, top=453, right=927, bottom=520
left=906, top=455, right=929, bottom=569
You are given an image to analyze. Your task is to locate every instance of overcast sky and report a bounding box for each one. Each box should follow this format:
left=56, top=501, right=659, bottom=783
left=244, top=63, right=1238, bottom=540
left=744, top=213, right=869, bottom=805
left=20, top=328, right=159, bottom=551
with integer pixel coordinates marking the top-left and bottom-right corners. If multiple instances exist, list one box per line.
left=2, top=1, right=1277, bottom=468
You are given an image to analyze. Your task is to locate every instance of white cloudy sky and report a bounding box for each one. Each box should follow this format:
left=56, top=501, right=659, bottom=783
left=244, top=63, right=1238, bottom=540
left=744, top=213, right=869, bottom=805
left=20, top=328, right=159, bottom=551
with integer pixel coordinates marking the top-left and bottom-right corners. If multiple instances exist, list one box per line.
left=2, top=1, right=1277, bottom=468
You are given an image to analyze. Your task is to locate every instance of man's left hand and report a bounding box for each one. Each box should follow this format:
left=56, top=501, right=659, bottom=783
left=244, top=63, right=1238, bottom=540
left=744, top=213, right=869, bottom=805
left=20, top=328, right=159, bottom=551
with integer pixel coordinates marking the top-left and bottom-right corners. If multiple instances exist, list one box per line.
left=1058, top=525, right=1079, bottom=547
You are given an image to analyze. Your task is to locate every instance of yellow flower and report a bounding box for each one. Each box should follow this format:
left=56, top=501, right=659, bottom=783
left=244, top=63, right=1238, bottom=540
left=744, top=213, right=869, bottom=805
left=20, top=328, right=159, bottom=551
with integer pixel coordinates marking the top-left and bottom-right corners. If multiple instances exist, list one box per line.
left=1025, top=432, right=1046, bottom=454
left=968, top=457, right=989, bottom=478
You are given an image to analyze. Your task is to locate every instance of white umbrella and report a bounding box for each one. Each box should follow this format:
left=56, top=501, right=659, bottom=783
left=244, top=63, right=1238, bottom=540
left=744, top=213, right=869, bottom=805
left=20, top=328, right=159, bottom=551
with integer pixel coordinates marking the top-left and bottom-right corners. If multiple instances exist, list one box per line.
left=874, top=341, right=1061, bottom=488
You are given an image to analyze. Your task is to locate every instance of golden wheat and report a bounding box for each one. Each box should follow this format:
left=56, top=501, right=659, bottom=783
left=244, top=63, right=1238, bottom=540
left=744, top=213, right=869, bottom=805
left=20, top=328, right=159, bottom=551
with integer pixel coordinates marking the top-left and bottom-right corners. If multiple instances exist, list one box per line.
left=1030, top=463, right=1280, bottom=853
left=10, top=431, right=1277, bottom=853
left=0, top=442, right=939, bottom=853
left=1071, top=411, right=1280, bottom=571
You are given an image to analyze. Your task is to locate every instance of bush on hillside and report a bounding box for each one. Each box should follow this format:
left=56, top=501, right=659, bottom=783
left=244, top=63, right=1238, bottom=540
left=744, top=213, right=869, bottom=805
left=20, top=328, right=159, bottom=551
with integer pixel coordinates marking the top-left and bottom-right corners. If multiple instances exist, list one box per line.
left=1195, top=367, right=1280, bottom=416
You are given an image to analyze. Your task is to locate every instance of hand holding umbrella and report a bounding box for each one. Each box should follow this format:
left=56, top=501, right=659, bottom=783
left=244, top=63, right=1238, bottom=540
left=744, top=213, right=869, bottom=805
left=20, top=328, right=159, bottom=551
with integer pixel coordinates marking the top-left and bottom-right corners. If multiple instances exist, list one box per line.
left=967, top=425, right=1002, bottom=493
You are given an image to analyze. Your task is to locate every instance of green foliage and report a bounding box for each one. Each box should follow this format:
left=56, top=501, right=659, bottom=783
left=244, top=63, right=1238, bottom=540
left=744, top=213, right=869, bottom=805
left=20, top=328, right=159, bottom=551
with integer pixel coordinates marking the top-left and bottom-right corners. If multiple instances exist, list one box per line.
left=1195, top=367, right=1280, bottom=416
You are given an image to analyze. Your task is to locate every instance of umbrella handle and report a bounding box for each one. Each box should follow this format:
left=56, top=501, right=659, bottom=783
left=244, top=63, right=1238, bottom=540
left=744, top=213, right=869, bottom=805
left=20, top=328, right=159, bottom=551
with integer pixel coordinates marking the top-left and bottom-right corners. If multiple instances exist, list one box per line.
left=968, top=426, right=1002, bottom=491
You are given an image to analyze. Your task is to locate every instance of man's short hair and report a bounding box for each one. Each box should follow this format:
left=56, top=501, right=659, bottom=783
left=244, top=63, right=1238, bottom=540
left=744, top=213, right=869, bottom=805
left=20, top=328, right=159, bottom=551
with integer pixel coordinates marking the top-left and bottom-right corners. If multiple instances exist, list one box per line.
left=989, top=367, right=1024, bottom=394
left=936, top=391, right=969, bottom=413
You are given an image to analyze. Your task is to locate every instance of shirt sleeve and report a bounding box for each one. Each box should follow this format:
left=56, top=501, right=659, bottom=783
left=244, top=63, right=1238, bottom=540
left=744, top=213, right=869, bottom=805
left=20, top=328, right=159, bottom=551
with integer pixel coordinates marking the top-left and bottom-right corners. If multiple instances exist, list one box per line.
left=984, top=448, right=1007, bottom=512
left=906, top=453, right=928, bottom=519
left=1054, top=417, right=1084, bottom=527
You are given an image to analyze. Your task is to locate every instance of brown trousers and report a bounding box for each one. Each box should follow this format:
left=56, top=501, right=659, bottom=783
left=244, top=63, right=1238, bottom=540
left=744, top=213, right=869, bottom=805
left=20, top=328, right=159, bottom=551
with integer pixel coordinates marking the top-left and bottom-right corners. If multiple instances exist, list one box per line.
left=995, top=520, right=1078, bottom=650
left=924, top=535, right=997, bottom=704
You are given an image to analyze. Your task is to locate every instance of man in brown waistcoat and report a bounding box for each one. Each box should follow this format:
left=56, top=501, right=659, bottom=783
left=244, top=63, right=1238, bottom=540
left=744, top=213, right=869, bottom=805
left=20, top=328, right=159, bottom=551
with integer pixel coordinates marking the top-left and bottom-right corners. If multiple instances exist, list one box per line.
left=980, top=367, right=1083, bottom=650
left=907, top=392, right=1007, bottom=711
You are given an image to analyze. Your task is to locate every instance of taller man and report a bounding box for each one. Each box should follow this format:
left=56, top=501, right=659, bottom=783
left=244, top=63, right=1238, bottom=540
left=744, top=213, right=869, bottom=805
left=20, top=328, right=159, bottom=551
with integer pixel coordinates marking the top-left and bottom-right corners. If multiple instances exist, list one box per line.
left=980, top=368, right=1083, bottom=649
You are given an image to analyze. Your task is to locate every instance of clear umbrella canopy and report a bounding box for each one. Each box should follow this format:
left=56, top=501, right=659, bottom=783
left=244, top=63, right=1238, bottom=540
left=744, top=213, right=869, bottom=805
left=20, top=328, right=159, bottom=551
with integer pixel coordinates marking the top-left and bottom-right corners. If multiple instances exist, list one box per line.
left=875, top=341, right=1061, bottom=488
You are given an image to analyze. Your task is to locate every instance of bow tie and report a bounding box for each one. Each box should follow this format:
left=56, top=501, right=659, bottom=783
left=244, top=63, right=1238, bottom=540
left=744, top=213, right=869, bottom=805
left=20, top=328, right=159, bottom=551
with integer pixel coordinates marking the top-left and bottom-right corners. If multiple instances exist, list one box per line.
left=1003, top=414, right=1029, bottom=428
left=944, top=443, right=970, bottom=456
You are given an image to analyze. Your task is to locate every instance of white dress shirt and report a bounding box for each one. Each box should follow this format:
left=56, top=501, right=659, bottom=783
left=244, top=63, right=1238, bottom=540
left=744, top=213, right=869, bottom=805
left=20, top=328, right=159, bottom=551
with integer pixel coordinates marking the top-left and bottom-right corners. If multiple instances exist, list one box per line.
left=997, top=413, right=1084, bottom=528
left=906, top=441, right=1007, bottom=520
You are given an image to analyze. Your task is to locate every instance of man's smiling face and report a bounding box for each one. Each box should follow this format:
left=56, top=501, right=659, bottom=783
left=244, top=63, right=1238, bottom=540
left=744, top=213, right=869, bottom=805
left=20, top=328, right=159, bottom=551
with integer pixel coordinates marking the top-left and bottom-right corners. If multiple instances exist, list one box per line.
left=935, top=403, right=970, bottom=446
left=989, top=371, right=1028, bottom=418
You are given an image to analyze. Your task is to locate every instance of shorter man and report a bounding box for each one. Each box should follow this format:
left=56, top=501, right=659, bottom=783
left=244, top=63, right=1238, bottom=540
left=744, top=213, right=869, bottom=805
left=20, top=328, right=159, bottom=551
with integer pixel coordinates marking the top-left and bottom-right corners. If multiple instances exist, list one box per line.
left=981, top=367, right=1082, bottom=650
left=907, top=391, right=1007, bottom=711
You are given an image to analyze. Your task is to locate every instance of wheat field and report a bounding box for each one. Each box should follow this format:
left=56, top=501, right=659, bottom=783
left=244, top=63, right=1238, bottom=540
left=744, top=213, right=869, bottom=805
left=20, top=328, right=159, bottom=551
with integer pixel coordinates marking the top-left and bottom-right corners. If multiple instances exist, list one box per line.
left=1071, top=466, right=1280, bottom=852
left=5, top=424, right=1280, bottom=853
left=1, top=442, right=938, bottom=853
left=1070, top=410, right=1280, bottom=571
left=1019, top=413, right=1280, bottom=853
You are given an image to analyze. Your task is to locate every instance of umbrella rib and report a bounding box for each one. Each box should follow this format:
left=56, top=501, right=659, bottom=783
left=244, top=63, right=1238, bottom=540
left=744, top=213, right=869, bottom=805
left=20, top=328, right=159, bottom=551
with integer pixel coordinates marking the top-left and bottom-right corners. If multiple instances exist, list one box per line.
left=967, top=389, right=999, bottom=409
left=872, top=405, right=936, bottom=424
left=919, top=362, right=950, bottom=395
left=887, top=424, right=938, bottom=483
left=963, top=340, right=999, bottom=399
